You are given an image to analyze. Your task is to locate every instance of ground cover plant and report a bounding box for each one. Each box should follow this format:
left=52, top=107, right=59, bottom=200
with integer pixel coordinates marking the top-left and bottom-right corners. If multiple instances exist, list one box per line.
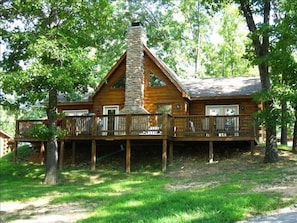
left=0, top=145, right=296, bottom=223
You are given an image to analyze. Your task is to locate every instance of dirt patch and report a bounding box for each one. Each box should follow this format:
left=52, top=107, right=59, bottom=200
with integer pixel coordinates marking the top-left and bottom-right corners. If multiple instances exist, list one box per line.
left=167, top=146, right=297, bottom=198
left=1, top=146, right=296, bottom=223
left=0, top=197, right=90, bottom=223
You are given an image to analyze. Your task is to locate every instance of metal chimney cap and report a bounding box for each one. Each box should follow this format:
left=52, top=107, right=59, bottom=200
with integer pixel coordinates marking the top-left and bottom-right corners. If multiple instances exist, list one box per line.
left=132, top=21, right=143, bottom=27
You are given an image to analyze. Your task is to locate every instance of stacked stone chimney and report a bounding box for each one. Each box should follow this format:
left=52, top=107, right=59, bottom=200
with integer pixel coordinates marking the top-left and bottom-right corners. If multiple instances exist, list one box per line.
left=120, top=22, right=149, bottom=114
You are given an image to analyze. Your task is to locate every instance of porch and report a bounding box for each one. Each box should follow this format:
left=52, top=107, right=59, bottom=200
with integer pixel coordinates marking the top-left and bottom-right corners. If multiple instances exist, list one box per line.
left=14, top=114, right=257, bottom=172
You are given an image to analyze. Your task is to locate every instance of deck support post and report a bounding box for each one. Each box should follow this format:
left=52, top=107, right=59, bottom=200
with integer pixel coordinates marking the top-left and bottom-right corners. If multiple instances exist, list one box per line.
left=250, top=140, right=255, bottom=157
left=162, top=139, right=167, bottom=172
left=126, top=139, right=131, bottom=173
left=169, top=141, right=173, bottom=165
left=91, top=140, right=96, bottom=170
left=209, top=141, right=214, bottom=163
left=59, top=140, right=65, bottom=170
left=71, top=141, right=76, bottom=166
left=13, top=141, right=18, bottom=163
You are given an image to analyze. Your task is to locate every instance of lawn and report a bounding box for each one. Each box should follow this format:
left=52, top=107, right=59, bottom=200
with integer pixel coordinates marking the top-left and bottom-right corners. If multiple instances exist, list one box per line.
left=1, top=144, right=297, bottom=223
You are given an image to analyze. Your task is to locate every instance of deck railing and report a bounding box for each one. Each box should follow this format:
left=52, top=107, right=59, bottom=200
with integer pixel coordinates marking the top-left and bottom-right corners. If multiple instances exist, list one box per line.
left=15, top=114, right=255, bottom=140
left=16, top=120, right=45, bottom=139
left=173, top=115, right=255, bottom=138
left=62, top=113, right=168, bottom=136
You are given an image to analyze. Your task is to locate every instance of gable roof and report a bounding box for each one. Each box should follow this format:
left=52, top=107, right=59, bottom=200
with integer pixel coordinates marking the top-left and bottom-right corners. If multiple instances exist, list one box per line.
left=92, top=52, right=126, bottom=99
left=143, top=46, right=190, bottom=98
left=0, top=130, right=12, bottom=139
left=181, top=76, right=261, bottom=99
left=92, top=45, right=262, bottom=101
left=92, top=45, right=191, bottom=99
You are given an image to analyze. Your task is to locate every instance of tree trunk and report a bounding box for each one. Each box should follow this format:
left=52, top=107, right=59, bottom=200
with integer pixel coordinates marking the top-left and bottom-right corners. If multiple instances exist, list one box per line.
left=239, top=0, right=278, bottom=162
left=264, top=123, right=279, bottom=162
left=292, top=108, right=297, bottom=154
left=280, top=101, right=288, bottom=145
left=44, top=88, right=58, bottom=185
left=263, top=99, right=279, bottom=163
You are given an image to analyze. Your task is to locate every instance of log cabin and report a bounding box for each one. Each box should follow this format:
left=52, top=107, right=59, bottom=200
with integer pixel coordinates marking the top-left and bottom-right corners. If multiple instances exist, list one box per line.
left=0, top=130, right=13, bottom=158
left=14, top=22, right=262, bottom=172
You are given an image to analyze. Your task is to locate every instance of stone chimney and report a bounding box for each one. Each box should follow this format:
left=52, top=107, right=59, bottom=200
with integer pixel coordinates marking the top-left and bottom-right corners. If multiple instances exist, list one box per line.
left=120, top=22, right=149, bottom=114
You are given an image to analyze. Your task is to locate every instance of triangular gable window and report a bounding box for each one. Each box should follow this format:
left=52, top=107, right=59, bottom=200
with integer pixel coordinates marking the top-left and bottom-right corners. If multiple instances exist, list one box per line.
left=149, top=72, right=166, bottom=87
left=112, top=75, right=126, bottom=89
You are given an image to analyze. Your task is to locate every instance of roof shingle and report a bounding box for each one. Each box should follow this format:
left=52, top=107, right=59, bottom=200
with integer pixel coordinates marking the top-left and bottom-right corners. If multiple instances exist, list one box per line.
left=180, top=76, right=262, bottom=98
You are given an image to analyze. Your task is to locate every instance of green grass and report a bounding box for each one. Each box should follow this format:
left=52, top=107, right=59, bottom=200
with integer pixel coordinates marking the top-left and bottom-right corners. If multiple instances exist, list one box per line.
left=278, top=143, right=293, bottom=151
left=1, top=145, right=296, bottom=223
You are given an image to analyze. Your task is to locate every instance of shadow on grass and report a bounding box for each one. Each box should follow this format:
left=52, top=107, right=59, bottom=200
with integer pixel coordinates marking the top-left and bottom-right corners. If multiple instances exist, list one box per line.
left=76, top=184, right=282, bottom=223
left=1, top=145, right=296, bottom=223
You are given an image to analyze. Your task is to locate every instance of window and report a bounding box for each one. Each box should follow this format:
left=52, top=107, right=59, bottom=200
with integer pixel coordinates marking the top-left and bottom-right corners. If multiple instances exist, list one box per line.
left=206, top=105, right=238, bottom=116
left=157, top=104, right=172, bottom=126
left=112, top=75, right=125, bottom=89
left=149, top=72, right=166, bottom=87
left=205, top=105, right=239, bottom=136
left=157, top=104, right=172, bottom=114
left=62, top=110, right=89, bottom=116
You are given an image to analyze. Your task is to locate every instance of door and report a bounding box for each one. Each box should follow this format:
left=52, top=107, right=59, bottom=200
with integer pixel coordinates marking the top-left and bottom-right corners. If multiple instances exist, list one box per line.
left=103, top=106, right=119, bottom=135
left=206, top=105, right=239, bottom=136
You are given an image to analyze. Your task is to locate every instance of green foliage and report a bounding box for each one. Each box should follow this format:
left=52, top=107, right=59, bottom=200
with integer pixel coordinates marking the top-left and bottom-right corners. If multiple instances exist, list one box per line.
left=1, top=147, right=296, bottom=222
left=0, top=0, right=123, bottom=106
left=28, top=124, right=49, bottom=140
left=28, top=123, right=66, bottom=140
left=0, top=105, right=15, bottom=135
left=203, top=4, right=253, bottom=77
left=267, top=0, right=297, bottom=138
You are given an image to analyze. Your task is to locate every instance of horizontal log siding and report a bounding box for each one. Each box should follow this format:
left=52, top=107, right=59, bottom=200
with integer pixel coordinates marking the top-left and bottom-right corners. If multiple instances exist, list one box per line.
left=143, top=54, right=187, bottom=116
left=189, top=98, right=259, bottom=116
left=58, top=104, right=93, bottom=113
left=92, top=55, right=187, bottom=116
left=92, top=62, right=126, bottom=113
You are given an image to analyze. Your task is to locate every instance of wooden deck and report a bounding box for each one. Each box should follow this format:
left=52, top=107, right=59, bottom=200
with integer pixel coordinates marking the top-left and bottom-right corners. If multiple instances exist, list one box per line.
left=14, top=114, right=257, bottom=172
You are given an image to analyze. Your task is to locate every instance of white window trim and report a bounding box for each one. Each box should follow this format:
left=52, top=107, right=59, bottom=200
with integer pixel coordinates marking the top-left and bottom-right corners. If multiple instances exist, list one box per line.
left=205, top=105, right=239, bottom=116
left=62, top=109, right=89, bottom=116
left=102, top=105, right=120, bottom=135
left=205, top=105, right=239, bottom=136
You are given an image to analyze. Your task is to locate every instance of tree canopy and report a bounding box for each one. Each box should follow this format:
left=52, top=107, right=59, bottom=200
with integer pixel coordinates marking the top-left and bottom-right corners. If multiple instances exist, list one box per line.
left=1, top=0, right=297, bottom=183
left=1, top=0, right=124, bottom=184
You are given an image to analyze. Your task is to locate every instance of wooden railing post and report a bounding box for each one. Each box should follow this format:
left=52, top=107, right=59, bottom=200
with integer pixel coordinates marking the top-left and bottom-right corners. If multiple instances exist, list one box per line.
left=126, top=114, right=131, bottom=135
left=15, top=120, right=20, bottom=138
left=61, top=117, right=66, bottom=132
left=92, top=115, right=97, bottom=136
left=162, top=113, right=168, bottom=135
left=209, top=116, right=215, bottom=137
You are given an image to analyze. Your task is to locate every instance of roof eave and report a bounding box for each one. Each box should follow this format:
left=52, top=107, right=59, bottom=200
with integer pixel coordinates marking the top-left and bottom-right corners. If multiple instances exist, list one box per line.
left=57, top=101, right=93, bottom=106
left=143, top=46, right=190, bottom=99
left=0, top=130, right=12, bottom=139
left=190, top=95, right=255, bottom=101
left=92, top=52, right=127, bottom=99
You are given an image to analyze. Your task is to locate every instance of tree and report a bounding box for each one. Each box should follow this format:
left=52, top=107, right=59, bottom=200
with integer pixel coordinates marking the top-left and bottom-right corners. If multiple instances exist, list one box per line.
left=122, top=0, right=251, bottom=78
left=0, top=0, right=119, bottom=184
left=239, top=0, right=279, bottom=162
left=268, top=0, right=297, bottom=153
left=203, top=4, right=252, bottom=77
